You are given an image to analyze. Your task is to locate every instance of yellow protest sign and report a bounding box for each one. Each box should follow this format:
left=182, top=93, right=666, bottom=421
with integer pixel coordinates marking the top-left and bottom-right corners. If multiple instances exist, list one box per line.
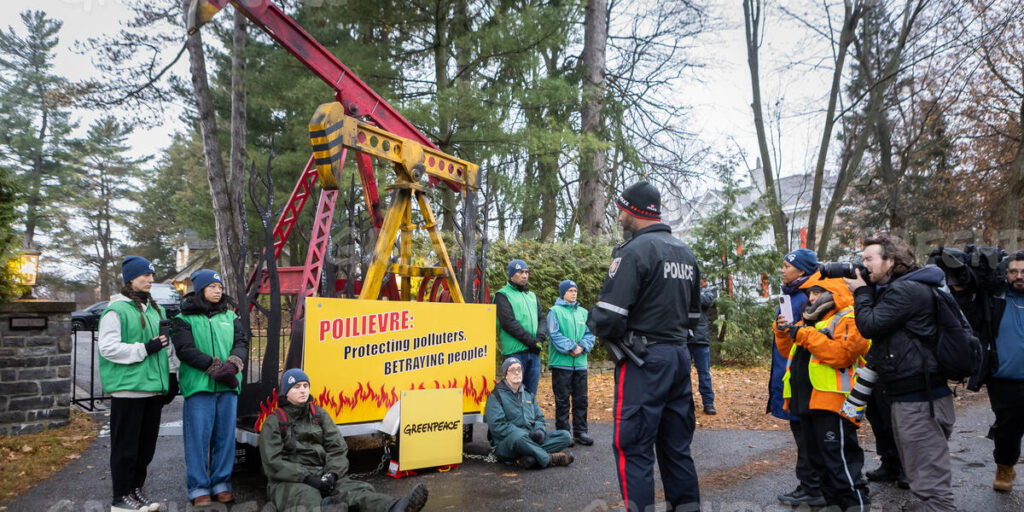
left=303, top=298, right=495, bottom=425
left=397, top=388, right=463, bottom=471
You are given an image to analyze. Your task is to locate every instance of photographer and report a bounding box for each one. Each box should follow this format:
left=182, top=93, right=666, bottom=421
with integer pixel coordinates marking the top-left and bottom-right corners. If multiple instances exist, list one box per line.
left=939, top=248, right=1024, bottom=492
left=844, top=235, right=956, bottom=512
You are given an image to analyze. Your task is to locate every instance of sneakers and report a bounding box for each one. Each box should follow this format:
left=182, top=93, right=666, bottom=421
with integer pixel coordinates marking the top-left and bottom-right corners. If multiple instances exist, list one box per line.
left=994, top=464, right=1016, bottom=492
left=131, top=488, right=160, bottom=511
left=548, top=451, right=575, bottom=467
left=574, top=432, right=595, bottom=446
left=777, top=486, right=826, bottom=507
left=111, top=494, right=151, bottom=512
left=388, top=483, right=428, bottom=512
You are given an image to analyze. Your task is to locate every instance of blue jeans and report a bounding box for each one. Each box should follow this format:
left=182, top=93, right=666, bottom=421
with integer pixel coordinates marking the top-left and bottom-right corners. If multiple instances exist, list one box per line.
left=183, top=391, right=237, bottom=500
left=688, top=344, right=714, bottom=407
left=506, top=351, right=541, bottom=395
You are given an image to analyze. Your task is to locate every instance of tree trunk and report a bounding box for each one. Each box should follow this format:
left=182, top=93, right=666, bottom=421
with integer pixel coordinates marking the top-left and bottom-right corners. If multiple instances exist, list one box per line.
left=743, top=0, right=788, bottom=254
left=23, top=99, right=47, bottom=249
left=806, top=0, right=861, bottom=248
left=578, top=0, right=609, bottom=237
left=228, top=11, right=248, bottom=294
left=184, top=8, right=245, bottom=296
left=1001, top=96, right=1024, bottom=251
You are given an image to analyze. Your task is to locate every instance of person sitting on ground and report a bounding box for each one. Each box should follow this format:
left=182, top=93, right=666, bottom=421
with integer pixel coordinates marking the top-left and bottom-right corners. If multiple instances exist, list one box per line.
left=484, top=357, right=574, bottom=469
left=260, top=369, right=428, bottom=512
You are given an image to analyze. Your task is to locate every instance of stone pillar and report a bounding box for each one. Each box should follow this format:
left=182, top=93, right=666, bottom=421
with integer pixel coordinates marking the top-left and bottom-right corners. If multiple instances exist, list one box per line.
left=0, top=300, right=75, bottom=435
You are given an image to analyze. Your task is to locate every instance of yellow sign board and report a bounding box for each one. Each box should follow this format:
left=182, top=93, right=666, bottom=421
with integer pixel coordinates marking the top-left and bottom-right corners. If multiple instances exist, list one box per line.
left=397, top=388, right=463, bottom=471
left=303, top=298, right=495, bottom=425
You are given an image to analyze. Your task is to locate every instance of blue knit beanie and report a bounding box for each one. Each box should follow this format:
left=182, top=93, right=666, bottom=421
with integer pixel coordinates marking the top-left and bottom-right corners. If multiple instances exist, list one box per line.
left=784, top=248, right=819, bottom=275
left=559, top=279, right=578, bottom=299
left=122, top=256, right=155, bottom=284
left=280, top=368, right=310, bottom=395
left=507, top=259, right=529, bottom=280
left=190, top=269, right=223, bottom=293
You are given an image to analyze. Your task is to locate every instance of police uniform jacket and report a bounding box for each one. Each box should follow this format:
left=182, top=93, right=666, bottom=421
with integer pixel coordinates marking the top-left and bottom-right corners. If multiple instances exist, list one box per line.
left=589, top=223, right=702, bottom=343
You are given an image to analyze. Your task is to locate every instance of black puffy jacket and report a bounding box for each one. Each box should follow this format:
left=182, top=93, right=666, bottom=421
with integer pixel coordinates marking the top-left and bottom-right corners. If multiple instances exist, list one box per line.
left=853, top=265, right=946, bottom=396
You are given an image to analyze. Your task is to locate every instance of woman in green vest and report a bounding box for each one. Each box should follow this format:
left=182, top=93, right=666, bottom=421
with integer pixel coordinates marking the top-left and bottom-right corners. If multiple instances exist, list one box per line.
left=547, top=279, right=596, bottom=446
left=170, top=270, right=247, bottom=507
left=98, top=256, right=179, bottom=512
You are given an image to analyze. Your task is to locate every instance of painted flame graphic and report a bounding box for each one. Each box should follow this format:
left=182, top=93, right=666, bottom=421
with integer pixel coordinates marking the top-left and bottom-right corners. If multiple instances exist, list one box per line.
left=315, top=375, right=492, bottom=419
left=254, top=390, right=279, bottom=432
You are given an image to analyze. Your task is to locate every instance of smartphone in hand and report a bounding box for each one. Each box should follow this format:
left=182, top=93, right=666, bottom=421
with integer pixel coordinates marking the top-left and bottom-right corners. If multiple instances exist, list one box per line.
left=778, top=295, right=794, bottom=324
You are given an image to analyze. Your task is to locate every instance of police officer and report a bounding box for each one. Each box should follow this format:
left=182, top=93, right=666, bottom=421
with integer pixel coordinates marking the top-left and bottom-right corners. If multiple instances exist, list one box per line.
left=589, top=181, right=702, bottom=512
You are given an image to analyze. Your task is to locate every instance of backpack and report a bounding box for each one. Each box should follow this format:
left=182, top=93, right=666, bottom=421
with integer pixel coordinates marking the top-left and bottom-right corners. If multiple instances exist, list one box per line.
left=270, top=403, right=320, bottom=460
left=927, top=287, right=983, bottom=383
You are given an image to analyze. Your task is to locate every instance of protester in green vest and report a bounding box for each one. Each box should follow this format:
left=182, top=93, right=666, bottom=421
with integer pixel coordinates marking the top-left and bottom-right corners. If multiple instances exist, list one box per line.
left=547, top=279, right=595, bottom=446
left=484, top=357, right=574, bottom=469
left=98, top=255, right=179, bottom=512
left=170, top=270, right=247, bottom=507
left=260, top=369, right=429, bottom=512
left=494, top=259, right=547, bottom=395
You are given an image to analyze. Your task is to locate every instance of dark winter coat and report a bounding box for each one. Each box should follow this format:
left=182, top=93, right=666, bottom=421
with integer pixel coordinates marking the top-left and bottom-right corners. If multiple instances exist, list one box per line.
left=689, top=287, right=716, bottom=345
left=170, top=292, right=248, bottom=387
left=852, top=265, right=947, bottom=396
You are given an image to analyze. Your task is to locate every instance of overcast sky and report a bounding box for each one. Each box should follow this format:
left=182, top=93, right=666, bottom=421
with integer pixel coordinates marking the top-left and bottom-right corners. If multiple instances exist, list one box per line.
left=7, top=0, right=837, bottom=182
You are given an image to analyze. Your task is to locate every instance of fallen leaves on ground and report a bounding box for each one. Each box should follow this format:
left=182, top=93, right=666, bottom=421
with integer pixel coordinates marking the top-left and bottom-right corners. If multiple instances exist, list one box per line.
left=0, top=410, right=95, bottom=504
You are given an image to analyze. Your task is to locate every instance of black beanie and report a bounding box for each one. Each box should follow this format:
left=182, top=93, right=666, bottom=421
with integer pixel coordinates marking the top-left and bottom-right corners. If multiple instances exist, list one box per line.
left=616, top=181, right=661, bottom=220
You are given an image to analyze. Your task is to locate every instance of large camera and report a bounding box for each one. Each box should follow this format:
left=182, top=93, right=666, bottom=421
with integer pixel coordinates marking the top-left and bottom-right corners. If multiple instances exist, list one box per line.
left=839, top=366, right=878, bottom=422
left=927, top=245, right=1006, bottom=291
left=818, top=261, right=871, bottom=280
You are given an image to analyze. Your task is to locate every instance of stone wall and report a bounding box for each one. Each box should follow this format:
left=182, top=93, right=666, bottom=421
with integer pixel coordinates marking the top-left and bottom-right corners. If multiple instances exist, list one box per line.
left=0, top=300, right=76, bottom=435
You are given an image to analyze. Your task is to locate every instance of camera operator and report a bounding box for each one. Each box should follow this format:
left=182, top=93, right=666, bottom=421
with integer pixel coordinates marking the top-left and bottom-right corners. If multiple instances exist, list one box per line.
left=942, top=248, right=1024, bottom=492
left=844, top=235, right=956, bottom=512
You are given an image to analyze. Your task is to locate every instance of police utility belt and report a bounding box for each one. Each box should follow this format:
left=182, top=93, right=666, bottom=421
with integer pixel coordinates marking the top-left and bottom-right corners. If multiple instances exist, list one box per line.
left=607, top=331, right=687, bottom=367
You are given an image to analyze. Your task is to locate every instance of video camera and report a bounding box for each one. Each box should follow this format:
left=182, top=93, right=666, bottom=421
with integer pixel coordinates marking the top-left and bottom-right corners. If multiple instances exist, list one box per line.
left=926, top=245, right=1006, bottom=291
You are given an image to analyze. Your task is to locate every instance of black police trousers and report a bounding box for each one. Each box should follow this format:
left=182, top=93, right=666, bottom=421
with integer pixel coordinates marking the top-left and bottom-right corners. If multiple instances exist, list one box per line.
left=613, top=343, right=699, bottom=512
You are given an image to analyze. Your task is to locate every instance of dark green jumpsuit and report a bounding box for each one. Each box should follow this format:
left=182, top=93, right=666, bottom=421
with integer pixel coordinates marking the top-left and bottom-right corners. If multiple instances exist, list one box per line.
left=260, top=399, right=395, bottom=512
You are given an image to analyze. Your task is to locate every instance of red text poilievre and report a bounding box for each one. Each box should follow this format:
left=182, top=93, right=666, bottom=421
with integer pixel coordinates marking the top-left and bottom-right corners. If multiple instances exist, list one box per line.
left=319, top=310, right=414, bottom=341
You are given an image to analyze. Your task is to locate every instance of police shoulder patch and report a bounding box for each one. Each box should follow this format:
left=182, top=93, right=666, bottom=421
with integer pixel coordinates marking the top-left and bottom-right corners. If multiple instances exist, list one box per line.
left=608, top=257, right=622, bottom=278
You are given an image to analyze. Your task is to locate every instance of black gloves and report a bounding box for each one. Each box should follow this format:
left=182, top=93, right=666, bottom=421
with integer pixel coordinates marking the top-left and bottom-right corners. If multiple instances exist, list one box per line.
left=786, top=325, right=801, bottom=340
left=304, top=473, right=337, bottom=497
left=529, top=429, right=546, bottom=444
left=525, top=336, right=544, bottom=354
left=162, top=374, right=179, bottom=405
left=145, top=336, right=167, bottom=355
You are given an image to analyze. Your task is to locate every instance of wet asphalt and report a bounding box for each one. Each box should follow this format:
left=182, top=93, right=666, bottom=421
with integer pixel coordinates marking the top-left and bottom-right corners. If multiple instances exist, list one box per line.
left=3, top=394, right=1022, bottom=512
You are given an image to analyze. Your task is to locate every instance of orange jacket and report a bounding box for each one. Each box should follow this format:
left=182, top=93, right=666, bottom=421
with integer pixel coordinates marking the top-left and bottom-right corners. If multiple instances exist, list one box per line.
left=773, top=272, right=870, bottom=419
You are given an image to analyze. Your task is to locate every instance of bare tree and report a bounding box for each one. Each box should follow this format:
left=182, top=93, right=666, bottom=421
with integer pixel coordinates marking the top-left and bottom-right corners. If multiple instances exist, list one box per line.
left=579, top=0, right=609, bottom=237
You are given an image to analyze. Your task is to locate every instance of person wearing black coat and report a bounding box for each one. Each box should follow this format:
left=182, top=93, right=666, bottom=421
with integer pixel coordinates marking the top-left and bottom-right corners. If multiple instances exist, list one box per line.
left=844, top=235, right=956, bottom=512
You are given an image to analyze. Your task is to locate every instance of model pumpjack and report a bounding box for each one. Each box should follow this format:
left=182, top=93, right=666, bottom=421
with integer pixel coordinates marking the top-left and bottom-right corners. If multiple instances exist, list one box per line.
left=187, top=0, right=484, bottom=430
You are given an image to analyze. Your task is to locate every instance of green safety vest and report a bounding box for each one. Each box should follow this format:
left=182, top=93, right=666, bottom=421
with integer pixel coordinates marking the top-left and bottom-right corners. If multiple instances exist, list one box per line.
left=98, top=300, right=169, bottom=394
left=494, top=283, right=538, bottom=355
left=177, top=309, right=241, bottom=397
left=783, top=306, right=866, bottom=399
left=548, top=303, right=589, bottom=369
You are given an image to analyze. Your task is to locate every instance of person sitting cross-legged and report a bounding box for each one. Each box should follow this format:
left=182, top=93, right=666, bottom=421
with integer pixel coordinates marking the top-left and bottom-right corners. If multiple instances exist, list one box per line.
left=484, top=357, right=574, bottom=469
left=260, top=369, right=429, bottom=512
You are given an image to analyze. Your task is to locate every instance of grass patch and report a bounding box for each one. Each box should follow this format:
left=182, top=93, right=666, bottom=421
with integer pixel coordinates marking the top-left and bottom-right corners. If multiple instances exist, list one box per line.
left=0, top=410, right=96, bottom=504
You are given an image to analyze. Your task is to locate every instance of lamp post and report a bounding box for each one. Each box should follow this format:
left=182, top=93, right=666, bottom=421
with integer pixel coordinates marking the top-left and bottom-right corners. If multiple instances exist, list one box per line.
left=17, top=249, right=41, bottom=299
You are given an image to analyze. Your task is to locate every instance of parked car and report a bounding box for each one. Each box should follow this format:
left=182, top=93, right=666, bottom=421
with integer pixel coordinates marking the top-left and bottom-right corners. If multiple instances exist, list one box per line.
left=70, top=284, right=181, bottom=332
left=71, top=301, right=109, bottom=331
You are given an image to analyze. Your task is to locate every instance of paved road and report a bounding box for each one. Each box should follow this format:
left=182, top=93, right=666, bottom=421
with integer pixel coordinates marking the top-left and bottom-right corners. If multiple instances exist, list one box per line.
left=5, top=395, right=1022, bottom=511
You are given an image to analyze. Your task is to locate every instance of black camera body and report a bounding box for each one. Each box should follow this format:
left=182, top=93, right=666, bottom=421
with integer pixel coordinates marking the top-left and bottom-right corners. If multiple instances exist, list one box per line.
left=818, top=261, right=871, bottom=280
left=159, top=319, right=172, bottom=339
left=927, top=245, right=1006, bottom=291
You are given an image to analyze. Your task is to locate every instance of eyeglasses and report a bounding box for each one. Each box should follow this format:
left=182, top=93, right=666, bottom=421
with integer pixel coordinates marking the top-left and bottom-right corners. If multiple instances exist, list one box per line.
left=507, top=367, right=523, bottom=374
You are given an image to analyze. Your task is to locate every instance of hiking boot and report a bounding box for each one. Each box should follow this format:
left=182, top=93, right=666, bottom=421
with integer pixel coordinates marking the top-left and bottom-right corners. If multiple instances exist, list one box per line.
left=191, top=495, right=212, bottom=507
left=548, top=451, right=574, bottom=467
left=994, top=464, right=1016, bottom=492
left=703, top=404, right=717, bottom=415
left=515, top=455, right=539, bottom=469
left=214, top=491, right=233, bottom=503
left=131, top=488, right=160, bottom=511
left=389, top=483, right=428, bottom=512
left=777, top=486, right=826, bottom=507
left=111, top=494, right=148, bottom=512
left=574, top=432, right=595, bottom=446
left=866, top=462, right=902, bottom=482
